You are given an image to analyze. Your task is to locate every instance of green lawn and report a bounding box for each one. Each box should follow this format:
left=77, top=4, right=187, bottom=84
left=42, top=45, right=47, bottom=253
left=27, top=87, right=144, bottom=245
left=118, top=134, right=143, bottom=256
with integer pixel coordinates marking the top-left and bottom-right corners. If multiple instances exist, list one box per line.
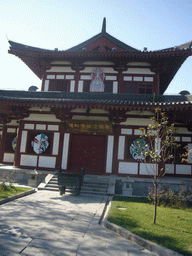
left=108, top=197, right=192, bottom=256
left=0, top=185, right=32, bottom=200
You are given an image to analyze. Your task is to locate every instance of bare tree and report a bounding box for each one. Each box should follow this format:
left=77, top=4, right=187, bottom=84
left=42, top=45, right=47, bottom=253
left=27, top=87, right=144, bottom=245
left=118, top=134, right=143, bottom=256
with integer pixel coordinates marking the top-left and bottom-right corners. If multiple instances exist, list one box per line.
left=139, top=108, right=178, bottom=224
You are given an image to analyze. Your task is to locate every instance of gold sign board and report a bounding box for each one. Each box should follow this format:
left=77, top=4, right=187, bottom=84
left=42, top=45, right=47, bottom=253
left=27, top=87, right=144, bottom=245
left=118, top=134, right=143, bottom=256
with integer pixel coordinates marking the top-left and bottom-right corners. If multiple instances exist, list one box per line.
left=66, top=120, right=113, bottom=134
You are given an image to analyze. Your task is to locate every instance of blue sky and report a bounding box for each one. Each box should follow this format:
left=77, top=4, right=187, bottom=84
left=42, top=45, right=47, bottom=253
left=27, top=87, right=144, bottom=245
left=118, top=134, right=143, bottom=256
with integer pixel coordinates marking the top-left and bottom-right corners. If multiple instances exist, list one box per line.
left=0, top=0, right=192, bottom=94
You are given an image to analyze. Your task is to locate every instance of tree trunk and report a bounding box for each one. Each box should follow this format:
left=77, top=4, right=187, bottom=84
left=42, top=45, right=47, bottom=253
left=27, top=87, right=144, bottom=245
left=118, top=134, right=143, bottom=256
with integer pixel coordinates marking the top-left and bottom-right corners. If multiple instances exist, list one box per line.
left=153, top=182, right=157, bottom=224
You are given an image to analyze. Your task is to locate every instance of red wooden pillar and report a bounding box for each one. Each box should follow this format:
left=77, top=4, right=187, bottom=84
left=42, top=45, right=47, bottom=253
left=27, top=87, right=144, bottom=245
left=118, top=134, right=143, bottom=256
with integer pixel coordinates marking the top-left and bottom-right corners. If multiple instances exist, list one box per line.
left=0, top=125, right=7, bottom=163
left=72, top=63, right=85, bottom=92
left=114, top=65, right=127, bottom=93
left=155, top=73, right=160, bottom=94
left=14, top=121, right=24, bottom=167
left=55, top=122, right=66, bottom=170
left=74, top=70, right=80, bottom=92
left=117, top=70, right=124, bottom=93
left=41, top=73, right=47, bottom=91
left=112, top=125, right=121, bottom=174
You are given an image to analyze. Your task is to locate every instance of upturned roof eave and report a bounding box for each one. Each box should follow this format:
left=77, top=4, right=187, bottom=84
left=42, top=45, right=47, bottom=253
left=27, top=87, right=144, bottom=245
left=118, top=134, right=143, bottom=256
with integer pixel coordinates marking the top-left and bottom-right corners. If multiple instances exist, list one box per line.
left=8, top=46, right=191, bottom=94
left=8, top=43, right=192, bottom=58
left=1, top=98, right=192, bottom=113
left=0, top=90, right=192, bottom=107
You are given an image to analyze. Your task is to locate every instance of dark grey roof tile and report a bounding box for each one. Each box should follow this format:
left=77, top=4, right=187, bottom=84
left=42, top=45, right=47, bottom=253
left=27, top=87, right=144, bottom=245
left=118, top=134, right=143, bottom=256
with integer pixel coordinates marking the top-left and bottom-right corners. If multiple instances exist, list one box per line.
left=0, top=90, right=192, bottom=107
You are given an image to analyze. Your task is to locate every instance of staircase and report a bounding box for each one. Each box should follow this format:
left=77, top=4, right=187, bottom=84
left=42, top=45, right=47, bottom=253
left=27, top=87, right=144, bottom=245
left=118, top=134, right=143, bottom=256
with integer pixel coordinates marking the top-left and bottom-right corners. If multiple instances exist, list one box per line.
left=40, top=174, right=59, bottom=191
left=80, top=175, right=110, bottom=195
left=39, top=174, right=79, bottom=194
left=38, top=173, right=112, bottom=196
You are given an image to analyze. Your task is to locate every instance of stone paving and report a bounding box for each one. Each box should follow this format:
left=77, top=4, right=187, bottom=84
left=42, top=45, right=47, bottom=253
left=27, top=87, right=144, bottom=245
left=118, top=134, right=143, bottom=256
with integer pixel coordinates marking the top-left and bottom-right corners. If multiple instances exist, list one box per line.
left=0, top=190, right=158, bottom=256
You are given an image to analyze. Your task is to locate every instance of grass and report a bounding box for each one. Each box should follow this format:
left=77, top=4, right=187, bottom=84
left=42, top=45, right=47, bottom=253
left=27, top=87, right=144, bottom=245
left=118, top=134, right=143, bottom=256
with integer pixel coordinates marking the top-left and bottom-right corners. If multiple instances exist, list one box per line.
left=108, top=196, right=192, bottom=256
left=0, top=185, right=32, bottom=200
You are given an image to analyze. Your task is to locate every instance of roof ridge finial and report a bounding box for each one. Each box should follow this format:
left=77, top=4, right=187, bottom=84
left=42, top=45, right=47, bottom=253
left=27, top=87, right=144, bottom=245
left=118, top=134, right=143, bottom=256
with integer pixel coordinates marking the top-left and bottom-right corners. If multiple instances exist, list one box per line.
left=102, top=17, right=106, bottom=34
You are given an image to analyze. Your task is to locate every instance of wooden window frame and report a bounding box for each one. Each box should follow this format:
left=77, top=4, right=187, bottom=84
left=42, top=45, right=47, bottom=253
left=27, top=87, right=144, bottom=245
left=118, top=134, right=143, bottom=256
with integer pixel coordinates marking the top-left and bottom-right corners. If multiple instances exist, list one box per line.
left=49, top=80, right=70, bottom=92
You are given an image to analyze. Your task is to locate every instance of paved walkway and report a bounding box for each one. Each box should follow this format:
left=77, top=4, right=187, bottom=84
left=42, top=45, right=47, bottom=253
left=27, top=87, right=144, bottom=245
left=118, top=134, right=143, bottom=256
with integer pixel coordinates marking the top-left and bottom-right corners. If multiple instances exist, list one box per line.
left=0, top=191, right=157, bottom=256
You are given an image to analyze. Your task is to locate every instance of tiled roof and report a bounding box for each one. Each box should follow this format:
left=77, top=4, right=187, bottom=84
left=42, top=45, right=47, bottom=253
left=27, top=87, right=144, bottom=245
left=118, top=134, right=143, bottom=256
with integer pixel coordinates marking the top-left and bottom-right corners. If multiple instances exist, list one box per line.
left=7, top=18, right=192, bottom=95
left=157, top=41, right=192, bottom=52
left=9, top=18, right=139, bottom=53
left=8, top=36, right=192, bottom=54
left=8, top=40, right=54, bottom=52
left=8, top=18, right=192, bottom=54
left=0, top=90, right=192, bottom=108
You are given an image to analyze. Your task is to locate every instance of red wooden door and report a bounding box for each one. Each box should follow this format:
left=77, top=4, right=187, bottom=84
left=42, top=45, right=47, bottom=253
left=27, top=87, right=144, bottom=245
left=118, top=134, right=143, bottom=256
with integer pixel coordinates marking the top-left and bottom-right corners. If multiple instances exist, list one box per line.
left=69, top=134, right=106, bottom=174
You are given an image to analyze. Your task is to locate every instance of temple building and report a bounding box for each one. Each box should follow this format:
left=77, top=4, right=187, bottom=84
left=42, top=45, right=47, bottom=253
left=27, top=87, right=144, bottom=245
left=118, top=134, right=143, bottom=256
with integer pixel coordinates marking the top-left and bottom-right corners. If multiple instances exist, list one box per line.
left=0, top=18, right=192, bottom=186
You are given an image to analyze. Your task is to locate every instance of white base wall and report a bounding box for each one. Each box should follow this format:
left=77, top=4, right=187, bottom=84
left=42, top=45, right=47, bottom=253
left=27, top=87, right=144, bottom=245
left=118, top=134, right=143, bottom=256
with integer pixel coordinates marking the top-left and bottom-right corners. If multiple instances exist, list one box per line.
left=165, top=164, right=174, bottom=174
left=38, top=156, right=56, bottom=168
left=3, top=153, right=15, bottom=163
left=140, top=163, right=156, bottom=175
left=118, top=162, right=138, bottom=174
left=20, top=155, right=38, bottom=167
left=176, top=165, right=191, bottom=175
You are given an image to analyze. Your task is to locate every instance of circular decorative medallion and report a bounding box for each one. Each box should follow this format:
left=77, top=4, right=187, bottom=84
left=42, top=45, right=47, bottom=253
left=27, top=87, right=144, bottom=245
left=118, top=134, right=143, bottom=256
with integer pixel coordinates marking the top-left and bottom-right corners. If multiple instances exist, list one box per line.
left=31, top=133, right=49, bottom=154
left=130, top=138, right=148, bottom=161
left=12, top=137, right=17, bottom=151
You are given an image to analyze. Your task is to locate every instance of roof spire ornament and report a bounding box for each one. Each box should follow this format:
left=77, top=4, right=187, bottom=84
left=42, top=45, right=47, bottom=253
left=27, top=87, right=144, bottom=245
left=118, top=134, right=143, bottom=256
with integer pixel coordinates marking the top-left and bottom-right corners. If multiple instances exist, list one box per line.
left=102, top=17, right=106, bottom=34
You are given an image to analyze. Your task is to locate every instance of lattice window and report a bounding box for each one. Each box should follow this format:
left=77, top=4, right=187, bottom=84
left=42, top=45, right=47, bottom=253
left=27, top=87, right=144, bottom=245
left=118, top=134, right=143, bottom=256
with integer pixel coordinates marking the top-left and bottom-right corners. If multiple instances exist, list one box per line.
left=49, top=80, right=69, bottom=92
left=124, top=82, right=137, bottom=93
left=139, top=84, right=152, bottom=94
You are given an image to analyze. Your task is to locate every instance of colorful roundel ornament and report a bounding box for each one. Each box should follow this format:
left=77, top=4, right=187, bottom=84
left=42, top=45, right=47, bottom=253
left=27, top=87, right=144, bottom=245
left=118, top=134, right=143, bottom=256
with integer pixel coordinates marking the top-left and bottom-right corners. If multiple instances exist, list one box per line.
left=31, top=133, right=49, bottom=154
left=130, top=138, right=148, bottom=161
left=12, top=137, right=17, bottom=151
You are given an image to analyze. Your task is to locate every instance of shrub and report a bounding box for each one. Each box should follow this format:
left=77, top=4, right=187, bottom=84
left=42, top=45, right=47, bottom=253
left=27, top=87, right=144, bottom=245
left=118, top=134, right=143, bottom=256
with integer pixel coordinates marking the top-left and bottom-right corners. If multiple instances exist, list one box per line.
left=0, top=181, right=9, bottom=191
left=148, top=187, right=192, bottom=209
left=0, top=171, right=16, bottom=190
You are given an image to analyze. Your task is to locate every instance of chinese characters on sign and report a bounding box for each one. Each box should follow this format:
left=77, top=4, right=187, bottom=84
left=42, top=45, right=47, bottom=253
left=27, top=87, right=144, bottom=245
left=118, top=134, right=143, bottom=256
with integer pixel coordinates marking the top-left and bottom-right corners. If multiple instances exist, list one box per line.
left=66, top=121, right=112, bottom=134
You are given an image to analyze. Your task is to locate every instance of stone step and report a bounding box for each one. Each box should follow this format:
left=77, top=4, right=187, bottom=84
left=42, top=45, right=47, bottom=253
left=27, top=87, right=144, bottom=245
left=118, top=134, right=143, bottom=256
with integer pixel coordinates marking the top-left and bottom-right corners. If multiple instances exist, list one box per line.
left=48, top=180, right=58, bottom=185
left=43, top=186, right=76, bottom=193
left=80, top=174, right=109, bottom=195
left=81, top=189, right=108, bottom=195
left=81, top=190, right=108, bottom=195
left=81, top=186, right=108, bottom=191
left=82, top=182, right=109, bottom=185
left=40, top=173, right=110, bottom=195
left=45, top=183, right=59, bottom=188
left=43, top=187, right=59, bottom=191
left=82, top=183, right=108, bottom=189
left=51, top=177, right=58, bottom=181
left=42, top=175, right=59, bottom=191
left=83, top=175, right=109, bottom=181
left=83, top=180, right=109, bottom=185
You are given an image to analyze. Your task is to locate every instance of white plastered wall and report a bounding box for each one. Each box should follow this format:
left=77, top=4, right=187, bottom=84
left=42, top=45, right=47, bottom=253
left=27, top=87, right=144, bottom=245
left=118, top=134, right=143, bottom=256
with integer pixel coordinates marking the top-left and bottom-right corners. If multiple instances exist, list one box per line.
left=3, top=153, right=15, bottom=163
left=118, top=162, right=138, bottom=174
left=2, top=126, right=18, bottom=163
left=24, top=113, right=60, bottom=122
left=121, top=118, right=153, bottom=126
left=80, top=67, right=118, bottom=73
left=123, top=68, right=155, bottom=75
left=72, top=116, right=109, bottom=121
left=61, top=133, right=70, bottom=170
left=117, top=113, right=156, bottom=175
left=48, top=67, right=75, bottom=72
left=117, top=114, right=192, bottom=176
left=106, top=135, right=114, bottom=173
